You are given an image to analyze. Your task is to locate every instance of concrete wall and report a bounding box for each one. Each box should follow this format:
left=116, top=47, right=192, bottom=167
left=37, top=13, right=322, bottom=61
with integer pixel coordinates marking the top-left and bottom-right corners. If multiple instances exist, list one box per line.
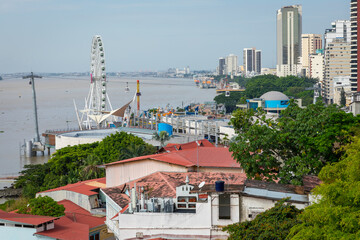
left=106, top=160, right=187, bottom=188
left=55, top=135, right=102, bottom=150
left=240, top=196, right=307, bottom=222
left=211, top=194, right=241, bottom=227
left=103, top=189, right=122, bottom=238
left=38, top=190, right=92, bottom=212
left=0, top=226, right=53, bottom=240
left=116, top=202, right=214, bottom=240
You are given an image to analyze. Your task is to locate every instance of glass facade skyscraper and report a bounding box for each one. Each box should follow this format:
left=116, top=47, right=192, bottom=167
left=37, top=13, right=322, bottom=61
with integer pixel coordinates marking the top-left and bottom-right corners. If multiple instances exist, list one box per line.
left=276, top=5, right=302, bottom=77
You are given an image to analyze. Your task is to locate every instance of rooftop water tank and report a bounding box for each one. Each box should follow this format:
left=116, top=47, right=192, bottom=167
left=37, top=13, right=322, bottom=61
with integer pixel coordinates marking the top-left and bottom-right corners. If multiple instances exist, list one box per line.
left=215, top=180, right=225, bottom=192
left=158, top=123, right=173, bottom=136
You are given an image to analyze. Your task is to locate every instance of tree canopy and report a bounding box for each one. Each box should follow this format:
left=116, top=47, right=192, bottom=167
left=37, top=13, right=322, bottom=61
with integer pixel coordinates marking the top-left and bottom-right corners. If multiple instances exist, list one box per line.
left=14, top=132, right=156, bottom=198
left=214, top=75, right=316, bottom=113
left=17, top=196, right=65, bottom=217
left=288, top=136, right=360, bottom=239
left=223, top=198, right=302, bottom=240
left=229, top=101, right=360, bottom=185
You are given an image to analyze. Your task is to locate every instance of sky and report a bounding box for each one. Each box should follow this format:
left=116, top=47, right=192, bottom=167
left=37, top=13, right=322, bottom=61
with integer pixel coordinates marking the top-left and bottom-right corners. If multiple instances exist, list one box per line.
left=0, top=0, right=350, bottom=73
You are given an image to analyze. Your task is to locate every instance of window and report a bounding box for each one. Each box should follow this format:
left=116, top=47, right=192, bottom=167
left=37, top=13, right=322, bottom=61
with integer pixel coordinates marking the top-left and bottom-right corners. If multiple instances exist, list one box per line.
left=90, top=232, right=100, bottom=240
left=219, top=194, right=231, bottom=219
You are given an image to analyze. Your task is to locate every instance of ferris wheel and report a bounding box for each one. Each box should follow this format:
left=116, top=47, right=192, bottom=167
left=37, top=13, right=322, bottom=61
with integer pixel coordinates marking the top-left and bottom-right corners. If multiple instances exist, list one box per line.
left=80, top=35, right=113, bottom=129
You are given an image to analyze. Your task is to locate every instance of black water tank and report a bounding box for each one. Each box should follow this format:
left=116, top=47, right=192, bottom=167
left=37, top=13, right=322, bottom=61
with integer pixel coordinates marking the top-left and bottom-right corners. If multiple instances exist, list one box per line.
left=215, top=180, right=225, bottom=192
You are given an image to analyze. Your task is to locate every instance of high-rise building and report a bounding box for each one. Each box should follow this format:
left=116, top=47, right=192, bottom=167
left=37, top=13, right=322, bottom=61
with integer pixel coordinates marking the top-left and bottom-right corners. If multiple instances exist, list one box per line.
left=301, top=34, right=322, bottom=76
left=323, top=39, right=351, bottom=104
left=218, top=57, right=226, bottom=75
left=276, top=5, right=302, bottom=77
left=225, top=54, right=238, bottom=76
left=324, top=20, right=351, bottom=48
left=243, top=48, right=262, bottom=76
left=309, top=53, right=324, bottom=82
left=350, top=0, right=359, bottom=93
left=255, top=50, right=262, bottom=74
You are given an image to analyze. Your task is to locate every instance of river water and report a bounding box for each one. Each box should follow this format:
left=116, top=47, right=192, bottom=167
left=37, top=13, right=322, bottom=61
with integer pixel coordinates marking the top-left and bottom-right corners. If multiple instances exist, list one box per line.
left=0, top=76, right=217, bottom=178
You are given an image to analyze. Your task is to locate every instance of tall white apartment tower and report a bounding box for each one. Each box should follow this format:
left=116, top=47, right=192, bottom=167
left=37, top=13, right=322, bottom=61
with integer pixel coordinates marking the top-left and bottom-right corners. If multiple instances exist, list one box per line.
left=276, top=5, right=302, bottom=77
left=243, top=48, right=262, bottom=76
left=324, top=20, right=351, bottom=48
left=225, top=54, right=238, bottom=76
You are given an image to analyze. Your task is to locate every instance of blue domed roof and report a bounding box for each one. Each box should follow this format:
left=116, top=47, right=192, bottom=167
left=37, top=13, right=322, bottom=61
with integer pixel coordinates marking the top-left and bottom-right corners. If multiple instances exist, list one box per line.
left=260, top=91, right=289, bottom=101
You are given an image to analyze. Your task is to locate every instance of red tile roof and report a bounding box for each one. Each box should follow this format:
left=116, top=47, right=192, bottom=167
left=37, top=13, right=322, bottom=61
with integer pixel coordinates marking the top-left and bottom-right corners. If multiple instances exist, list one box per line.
left=162, top=139, right=214, bottom=152
left=0, top=210, right=58, bottom=226
left=102, top=171, right=247, bottom=208
left=38, top=178, right=106, bottom=196
left=105, top=147, right=240, bottom=169
left=36, top=200, right=106, bottom=240
left=36, top=216, right=89, bottom=240
left=59, top=200, right=105, bottom=229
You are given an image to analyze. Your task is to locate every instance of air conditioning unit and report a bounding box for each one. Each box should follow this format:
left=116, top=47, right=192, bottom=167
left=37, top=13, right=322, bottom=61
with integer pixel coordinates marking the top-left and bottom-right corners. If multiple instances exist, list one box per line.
left=136, top=232, right=143, bottom=239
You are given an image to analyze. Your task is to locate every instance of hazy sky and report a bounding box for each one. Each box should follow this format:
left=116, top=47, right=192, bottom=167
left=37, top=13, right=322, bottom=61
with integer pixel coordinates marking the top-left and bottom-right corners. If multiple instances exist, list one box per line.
left=0, top=0, right=349, bottom=73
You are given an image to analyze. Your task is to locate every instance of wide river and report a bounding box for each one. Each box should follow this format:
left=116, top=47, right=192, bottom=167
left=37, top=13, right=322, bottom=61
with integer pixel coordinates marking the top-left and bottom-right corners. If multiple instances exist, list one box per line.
left=0, top=76, right=217, bottom=178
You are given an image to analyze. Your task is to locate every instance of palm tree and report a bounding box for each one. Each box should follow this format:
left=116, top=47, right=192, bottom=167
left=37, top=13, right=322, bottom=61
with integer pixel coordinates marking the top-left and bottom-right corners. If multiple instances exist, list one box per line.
left=80, top=154, right=104, bottom=180
left=118, top=142, right=148, bottom=160
left=153, top=131, right=171, bottom=148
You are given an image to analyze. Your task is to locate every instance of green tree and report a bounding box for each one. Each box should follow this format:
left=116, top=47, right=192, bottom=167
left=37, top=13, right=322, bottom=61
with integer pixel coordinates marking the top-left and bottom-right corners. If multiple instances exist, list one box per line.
left=153, top=131, right=171, bottom=147
left=79, top=154, right=104, bottom=180
left=340, top=87, right=346, bottom=106
left=93, top=132, right=155, bottom=163
left=214, top=92, right=244, bottom=113
left=223, top=198, right=302, bottom=240
left=288, top=136, right=360, bottom=239
left=14, top=132, right=156, bottom=198
left=229, top=101, right=360, bottom=185
left=118, top=142, right=151, bottom=160
left=17, top=196, right=65, bottom=217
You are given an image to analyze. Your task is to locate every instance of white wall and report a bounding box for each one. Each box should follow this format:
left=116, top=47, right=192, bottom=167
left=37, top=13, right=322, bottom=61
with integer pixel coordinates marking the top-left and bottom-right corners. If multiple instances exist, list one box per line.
left=38, top=190, right=92, bottom=212
left=55, top=135, right=102, bottom=150
left=241, top=196, right=307, bottom=222
left=211, top=194, right=241, bottom=227
left=0, top=226, right=52, bottom=240
left=116, top=202, right=213, bottom=240
left=106, top=160, right=187, bottom=188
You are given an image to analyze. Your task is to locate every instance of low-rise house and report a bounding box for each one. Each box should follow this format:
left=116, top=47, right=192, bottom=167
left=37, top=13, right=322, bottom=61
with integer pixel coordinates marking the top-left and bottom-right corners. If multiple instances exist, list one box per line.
left=37, top=178, right=106, bottom=215
left=0, top=199, right=115, bottom=240
left=0, top=210, right=58, bottom=240
left=101, top=172, right=317, bottom=240
left=104, top=147, right=243, bottom=188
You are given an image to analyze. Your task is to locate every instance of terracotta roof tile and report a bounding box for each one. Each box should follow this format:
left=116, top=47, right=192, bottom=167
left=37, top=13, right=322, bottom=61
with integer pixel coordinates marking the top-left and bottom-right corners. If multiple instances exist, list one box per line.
left=38, top=178, right=106, bottom=196
left=102, top=172, right=247, bottom=207
left=105, top=147, right=240, bottom=169
left=35, top=216, right=89, bottom=240
left=161, top=139, right=214, bottom=152
left=0, top=210, right=58, bottom=226
left=58, top=200, right=105, bottom=229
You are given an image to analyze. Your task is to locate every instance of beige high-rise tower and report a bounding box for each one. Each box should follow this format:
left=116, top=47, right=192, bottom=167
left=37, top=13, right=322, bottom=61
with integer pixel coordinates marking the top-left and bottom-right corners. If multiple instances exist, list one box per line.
left=301, top=34, right=322, bottom=76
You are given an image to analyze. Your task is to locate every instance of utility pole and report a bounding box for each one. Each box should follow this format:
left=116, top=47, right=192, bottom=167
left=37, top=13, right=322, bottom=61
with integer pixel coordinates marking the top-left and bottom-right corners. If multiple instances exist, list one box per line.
left=23, top=72, right=42, bottom=143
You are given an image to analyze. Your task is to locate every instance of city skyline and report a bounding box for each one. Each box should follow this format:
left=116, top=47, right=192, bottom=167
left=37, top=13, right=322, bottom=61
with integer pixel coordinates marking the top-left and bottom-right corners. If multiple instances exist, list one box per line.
left=0, top=0, right=349, bottom=73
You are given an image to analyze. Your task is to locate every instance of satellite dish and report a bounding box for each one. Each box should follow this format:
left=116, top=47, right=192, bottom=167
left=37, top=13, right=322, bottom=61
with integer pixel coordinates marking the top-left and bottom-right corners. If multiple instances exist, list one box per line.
left=198, top=181, right=205, bottom=189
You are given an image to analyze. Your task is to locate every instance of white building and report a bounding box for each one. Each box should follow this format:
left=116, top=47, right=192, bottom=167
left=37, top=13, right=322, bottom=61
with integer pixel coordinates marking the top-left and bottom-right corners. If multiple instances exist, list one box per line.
left=101, top=172, right=317, bottom=240
left=309, top=53, right=324, bottom=82
left=333, top=76, right=352, bottom=106
left=324, top=20, right=351, bottom=47
left=225, top=54, right=238, bottom=76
